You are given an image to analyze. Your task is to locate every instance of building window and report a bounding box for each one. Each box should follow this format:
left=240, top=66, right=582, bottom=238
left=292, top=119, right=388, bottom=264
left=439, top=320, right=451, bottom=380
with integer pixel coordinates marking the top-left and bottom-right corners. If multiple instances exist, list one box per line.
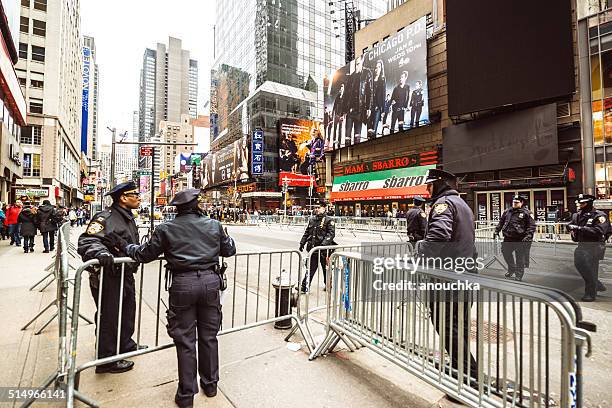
left=33, top=0, right=46, bottom=11
left=31, top=45, right=45, bottom=62
left=19, top=43, right=27, bottom=59
left=30, top=79, right=43, bottom=89
left=32, top=19, right=46, bottom=36
left=30, top=100, right=43, bottom=113
left=20, top=16, right=28, bottom=33
left=20, top=125, right=43, bottom=145
left=21, top=0, right=29, bottom=7
left=23, top=153, right=41, bottom=177
left=18, top=77, right=26, bottom=86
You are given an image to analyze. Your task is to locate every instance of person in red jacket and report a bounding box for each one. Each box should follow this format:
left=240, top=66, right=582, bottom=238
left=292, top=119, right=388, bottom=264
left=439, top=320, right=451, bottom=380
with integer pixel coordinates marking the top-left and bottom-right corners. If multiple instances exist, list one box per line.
left=6, top=200, right=23, bottom=246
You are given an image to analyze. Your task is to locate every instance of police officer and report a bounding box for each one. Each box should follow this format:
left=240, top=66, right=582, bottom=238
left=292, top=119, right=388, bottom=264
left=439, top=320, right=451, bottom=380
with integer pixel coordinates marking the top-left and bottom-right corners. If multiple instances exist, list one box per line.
left=494, top=195, right=536, bottom=281
left=568, top=194, right=611, bottom=302
left=104, top=189, right=236, bottom=407
left=77, top=181, right=142, bottom=374
left=298, top=201, right=336, bottom=292
left=419, top=169, right=478, bottom=395
left=406, top=196, right=427, bottom=243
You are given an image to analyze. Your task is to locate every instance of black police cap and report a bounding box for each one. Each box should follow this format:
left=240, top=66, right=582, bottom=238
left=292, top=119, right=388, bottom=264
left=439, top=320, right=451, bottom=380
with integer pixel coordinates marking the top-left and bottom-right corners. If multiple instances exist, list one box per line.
left=576, top=193, right=596, bottom=203
left=413, top=196, right=426, bottom=204
left=512, top=195, right=527, bottom=203
left=105, top=181, right=138, bottom=198
left=424, top=168, right=456, bottom=184
left=170, top=188, right=201, bottom=206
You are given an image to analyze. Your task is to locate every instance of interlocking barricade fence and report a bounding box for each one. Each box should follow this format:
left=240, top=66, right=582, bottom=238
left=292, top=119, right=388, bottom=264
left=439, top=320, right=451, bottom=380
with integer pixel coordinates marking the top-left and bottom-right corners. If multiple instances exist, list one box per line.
left=309, top=251, right=594, bottom=408
left=64, top=249, right=310, bottom=408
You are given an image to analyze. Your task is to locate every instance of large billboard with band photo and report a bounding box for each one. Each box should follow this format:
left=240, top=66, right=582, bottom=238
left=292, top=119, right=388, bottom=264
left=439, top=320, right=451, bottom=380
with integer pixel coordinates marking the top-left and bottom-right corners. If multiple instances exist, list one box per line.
left=278, top=118, right=325, bottom=187
left=323, top=16, right=429, bottom=150
left=199, top=135, right=249, bottom=189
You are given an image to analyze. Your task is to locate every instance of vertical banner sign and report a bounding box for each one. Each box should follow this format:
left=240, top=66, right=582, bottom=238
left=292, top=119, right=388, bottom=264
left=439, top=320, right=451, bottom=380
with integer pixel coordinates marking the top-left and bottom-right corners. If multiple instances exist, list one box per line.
left=81, top=46, right=91, bottom=154
left=251, top=129, right=264, bottom=176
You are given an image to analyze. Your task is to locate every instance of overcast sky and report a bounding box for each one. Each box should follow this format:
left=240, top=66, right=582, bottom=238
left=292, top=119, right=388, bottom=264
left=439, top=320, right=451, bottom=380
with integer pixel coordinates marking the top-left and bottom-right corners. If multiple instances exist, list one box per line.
left=81, top=0, right=216, bottom=144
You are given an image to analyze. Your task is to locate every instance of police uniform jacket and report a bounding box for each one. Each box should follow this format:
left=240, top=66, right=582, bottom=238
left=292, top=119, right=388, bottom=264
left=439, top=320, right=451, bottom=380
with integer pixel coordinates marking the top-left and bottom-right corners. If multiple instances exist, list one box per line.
left=300, top=215, right=336, bottom=251
left=405, top=207, right=427, bottom=241
left=570, top=209, right=611, bottom=244
left=495, top=207, right=536, bottom=241
left=419, top=188, right=475, bottom=260
left=78, top=204, right=140, bottom=274
left=125, top=212, right=236, bottom=273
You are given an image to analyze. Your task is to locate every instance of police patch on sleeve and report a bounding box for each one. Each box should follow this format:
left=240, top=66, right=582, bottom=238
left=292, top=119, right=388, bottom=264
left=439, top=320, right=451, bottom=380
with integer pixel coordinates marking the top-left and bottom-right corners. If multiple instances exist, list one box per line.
left=599, top=216, right=607, bottom=224
left=86, top=221, right=104, bottom=235
left=420, top=212, right=427, bottom=218
left=433, top=203, right=449, bottom=215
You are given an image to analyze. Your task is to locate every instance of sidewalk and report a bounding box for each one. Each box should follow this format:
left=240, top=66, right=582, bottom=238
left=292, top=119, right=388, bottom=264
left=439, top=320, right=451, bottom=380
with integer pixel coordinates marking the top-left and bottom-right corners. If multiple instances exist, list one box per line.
left=0, top=227, right=457, bottom=408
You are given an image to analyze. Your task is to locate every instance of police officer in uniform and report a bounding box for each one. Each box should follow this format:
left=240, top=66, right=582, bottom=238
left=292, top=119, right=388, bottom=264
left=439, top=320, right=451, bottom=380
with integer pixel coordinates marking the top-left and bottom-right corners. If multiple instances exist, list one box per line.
left=406, top=196, right=427, bottom=243
left=419, top=169, right=478, bottom=395
left=494, top=195, right=536, bottom=281
left=568, top=194, right=611, bottom=302
left=298, top=201, right=336, bottom=292
left=77, top=181, right=142, bottom=374
left=104, top=189, right=236, bottom=407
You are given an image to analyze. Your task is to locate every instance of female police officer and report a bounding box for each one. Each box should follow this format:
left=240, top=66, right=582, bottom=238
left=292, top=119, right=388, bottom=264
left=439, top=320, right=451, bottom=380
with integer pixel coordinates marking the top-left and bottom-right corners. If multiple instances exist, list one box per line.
left=103, top=189, right=236, bottom=407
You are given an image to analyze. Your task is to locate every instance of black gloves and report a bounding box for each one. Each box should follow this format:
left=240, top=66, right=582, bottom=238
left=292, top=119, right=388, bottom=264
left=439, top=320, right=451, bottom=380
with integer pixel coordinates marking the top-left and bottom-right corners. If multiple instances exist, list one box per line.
left=567, top=224, right=580, bottom=231
left=522, top=236, right=532, bottom=242
left=299, top=244, right=304, bottom=252
left=493, top=232, right=500, bottom=240
left=97, top=252, right=115, bottom=271
left=102, top=232, right=129, bottom=254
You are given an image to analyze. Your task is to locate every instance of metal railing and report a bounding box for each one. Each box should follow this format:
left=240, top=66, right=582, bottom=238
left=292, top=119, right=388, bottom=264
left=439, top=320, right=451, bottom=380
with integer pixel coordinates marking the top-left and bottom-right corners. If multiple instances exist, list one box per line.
left=310, top=251, right=594, bottom=407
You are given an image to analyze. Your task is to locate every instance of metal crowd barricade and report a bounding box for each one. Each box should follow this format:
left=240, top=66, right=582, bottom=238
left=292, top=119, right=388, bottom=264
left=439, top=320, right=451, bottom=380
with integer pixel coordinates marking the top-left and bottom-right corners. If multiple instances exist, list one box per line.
left=310, top=251, right=594, bottom=408
left=64, top=249, right=311, bottom=408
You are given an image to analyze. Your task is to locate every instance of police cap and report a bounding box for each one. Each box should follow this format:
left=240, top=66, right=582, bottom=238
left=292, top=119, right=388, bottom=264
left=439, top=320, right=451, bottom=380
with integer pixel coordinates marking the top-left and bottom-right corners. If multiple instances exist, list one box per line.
left=576, top=193, right=596, bottom=203
left=413, top=196, right=426, bottom=204
left=512, top=195, right=527, bottom=203
left=105, top=181, right=138, bottom=199
left=170, top=188, right=201, bottom=206
left=424, top=168, right=456, bottom=184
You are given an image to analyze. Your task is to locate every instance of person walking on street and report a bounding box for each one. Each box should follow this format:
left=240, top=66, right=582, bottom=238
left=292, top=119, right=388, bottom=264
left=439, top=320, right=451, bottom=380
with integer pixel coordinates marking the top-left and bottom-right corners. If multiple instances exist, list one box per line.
left=103, top=189, right=236, bottom=408
left=406, top=196, right=427, bottom=243
left=568, top=194, right=611, bottom=302
left=38, top=199, right=59, bottom=252
left=6, top=200, right=23, bottom=246
left=418, top=169, right=478, bottom=401
left=18, top=205, right=39, bottom=253
left=77, top=181, right=143, bottom=374
left=298, top=201, right=336, bottom=292
left=494, top=195, right=536, bottom=281
left=69, top=208, right=77, bottom=226
left=0, top=203, right=6, bottom=240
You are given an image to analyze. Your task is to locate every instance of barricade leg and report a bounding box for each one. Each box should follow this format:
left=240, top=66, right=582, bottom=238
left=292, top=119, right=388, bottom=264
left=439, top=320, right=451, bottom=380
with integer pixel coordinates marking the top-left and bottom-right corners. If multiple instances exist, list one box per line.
left=29, top=271, right=54, bottom=291
left=21, top=300, right=55, bottom=331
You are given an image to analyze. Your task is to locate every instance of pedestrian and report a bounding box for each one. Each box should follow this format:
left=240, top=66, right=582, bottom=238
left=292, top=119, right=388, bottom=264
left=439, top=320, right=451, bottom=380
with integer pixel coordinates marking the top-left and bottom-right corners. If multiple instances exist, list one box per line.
left=37, top=199, right=59, bottom=252
left=18, top=204, right=38, bottom=253
left=406, top=196, right=427, bottom=243
left=418, top=168, right=478, bottom=400
left=494, top=195, right=536, bottom=281
left=77, top=181, right=144, bottom=374
left=103, top=188, right=236, bottom=407
left=69, top=208, right=77, bottom=226
left=77, top=207, right=85, bottom=226
left=0, top=203, right=6, bottom=240
left=298, top=201, right=336, bottom=292
left=6, top=200, right=23, bottom=246
left=568, top=194, right=611, bottom=301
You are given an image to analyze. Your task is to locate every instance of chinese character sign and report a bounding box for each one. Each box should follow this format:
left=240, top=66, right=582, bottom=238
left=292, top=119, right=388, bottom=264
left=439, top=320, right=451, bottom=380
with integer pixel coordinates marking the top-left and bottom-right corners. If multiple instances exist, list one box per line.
left=251, top=129, right=264, bottom=176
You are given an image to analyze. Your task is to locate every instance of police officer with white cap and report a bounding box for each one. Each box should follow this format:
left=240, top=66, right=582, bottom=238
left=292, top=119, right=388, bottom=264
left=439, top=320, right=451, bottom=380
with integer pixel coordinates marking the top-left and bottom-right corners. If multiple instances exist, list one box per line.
left=405, top=196, right=427, bottom=243
left=103, top=188, right=236, bottom=407
left=568, top=193, right=611, bottom=301
left=77, top=180, right=143, bottom=374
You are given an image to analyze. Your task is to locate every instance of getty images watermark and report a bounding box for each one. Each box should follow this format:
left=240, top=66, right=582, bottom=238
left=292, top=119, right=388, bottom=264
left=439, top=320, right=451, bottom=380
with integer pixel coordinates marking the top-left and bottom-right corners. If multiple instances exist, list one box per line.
left=371, top=255, right=485, bottom=292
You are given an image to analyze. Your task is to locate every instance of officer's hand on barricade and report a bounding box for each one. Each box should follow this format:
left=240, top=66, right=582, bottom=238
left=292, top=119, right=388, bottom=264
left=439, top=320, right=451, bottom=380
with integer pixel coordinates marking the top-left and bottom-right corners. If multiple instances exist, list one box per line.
left=97, top=252, right=115, bottom=271
left=493, top=232, right=499, bottom=240
left=522, top=236, right=531, bottom=242
left=102, top=232, right=129, bottom=253
left=299, top=244, right=304, bottom=252
left=567, top=224, right=579, bottom=231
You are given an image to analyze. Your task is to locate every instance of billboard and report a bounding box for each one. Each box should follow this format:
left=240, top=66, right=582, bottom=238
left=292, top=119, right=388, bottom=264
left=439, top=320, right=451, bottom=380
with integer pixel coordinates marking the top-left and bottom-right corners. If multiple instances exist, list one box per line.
left=81, top=46, right=91, bottom=154
left=278, top=118, right=324, bottom=187
left=199, top=135, right=249, bottom=188
left=251, top=129, right=264, bottom=176
left=324, top=16, right=429, bottom=149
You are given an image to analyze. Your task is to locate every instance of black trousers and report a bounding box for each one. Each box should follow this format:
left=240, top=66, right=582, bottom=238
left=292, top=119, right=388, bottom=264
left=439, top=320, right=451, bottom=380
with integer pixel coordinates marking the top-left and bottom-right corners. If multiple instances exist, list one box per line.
left=501, top=241, right=528, bottom=276
left=574, top=246, right=600, bottom=298
left=167, top=271, right=221, bottom=405
left=301, top=250, right=328, bottom=291
left=89, top=270, right=137, bottom=360
left=22, top=235, right=34, bottom=250
left=430, top=294, right=478, bottom=382
left=344, top=111, right=363, bottom=144
left=410, top=106, right=422, bottom=127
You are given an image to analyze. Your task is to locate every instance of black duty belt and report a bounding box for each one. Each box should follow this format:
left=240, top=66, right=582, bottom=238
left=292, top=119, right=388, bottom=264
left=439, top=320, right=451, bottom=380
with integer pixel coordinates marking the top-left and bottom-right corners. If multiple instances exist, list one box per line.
left=165, top=268, right=217, bottom=290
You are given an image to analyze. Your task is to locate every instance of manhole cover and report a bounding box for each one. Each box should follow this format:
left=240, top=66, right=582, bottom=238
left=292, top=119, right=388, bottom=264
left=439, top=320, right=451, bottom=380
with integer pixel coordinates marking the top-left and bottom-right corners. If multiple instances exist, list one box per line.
left=471, top=320, right=514, bottom=343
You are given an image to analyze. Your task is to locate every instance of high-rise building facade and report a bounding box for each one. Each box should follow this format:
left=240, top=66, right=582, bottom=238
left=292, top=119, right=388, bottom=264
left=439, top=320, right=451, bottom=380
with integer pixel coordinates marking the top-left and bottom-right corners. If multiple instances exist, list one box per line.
left=83, top=35, right=99, bottom=160
left=208, top=0, right=385, bottom=207
left=0, top=0, right=27, bottom=204
left=159, top=114, right=194, bottom=178
left=16, top=0, right=83, bottom=206
left=138, top=37, right=198, bottom=172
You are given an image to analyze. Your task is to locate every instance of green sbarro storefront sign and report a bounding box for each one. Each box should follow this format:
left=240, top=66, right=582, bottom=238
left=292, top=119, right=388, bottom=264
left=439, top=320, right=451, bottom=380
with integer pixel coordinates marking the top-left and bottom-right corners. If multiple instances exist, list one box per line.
left=331, top=165, right=434, bottom=202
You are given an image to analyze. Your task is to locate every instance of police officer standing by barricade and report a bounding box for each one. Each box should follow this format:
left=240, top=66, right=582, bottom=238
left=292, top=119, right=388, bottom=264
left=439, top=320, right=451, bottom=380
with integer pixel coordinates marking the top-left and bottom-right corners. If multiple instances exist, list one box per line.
left=103, top=189, right=236, bottom=407
left=406, top=196, right=427, bottom=243
left=298, top=201, right=336, bottom=293
left=77, top=181, right=143, bottom=374
left=568, top=194, right=611, bottom=302
left=494, top=195, right=536, bottom=282
left=418, top=169, right=478, bottom=398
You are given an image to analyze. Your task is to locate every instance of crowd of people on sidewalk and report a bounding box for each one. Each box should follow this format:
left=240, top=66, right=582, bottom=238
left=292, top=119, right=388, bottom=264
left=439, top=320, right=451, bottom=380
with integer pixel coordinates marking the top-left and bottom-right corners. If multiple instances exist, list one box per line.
left=0, top=199, right=90, bottom=253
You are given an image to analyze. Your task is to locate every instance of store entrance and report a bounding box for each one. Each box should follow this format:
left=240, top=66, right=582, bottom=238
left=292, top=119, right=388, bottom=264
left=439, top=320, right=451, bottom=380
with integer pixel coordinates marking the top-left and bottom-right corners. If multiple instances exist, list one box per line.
left=475, top=188, right=567, bottom=223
